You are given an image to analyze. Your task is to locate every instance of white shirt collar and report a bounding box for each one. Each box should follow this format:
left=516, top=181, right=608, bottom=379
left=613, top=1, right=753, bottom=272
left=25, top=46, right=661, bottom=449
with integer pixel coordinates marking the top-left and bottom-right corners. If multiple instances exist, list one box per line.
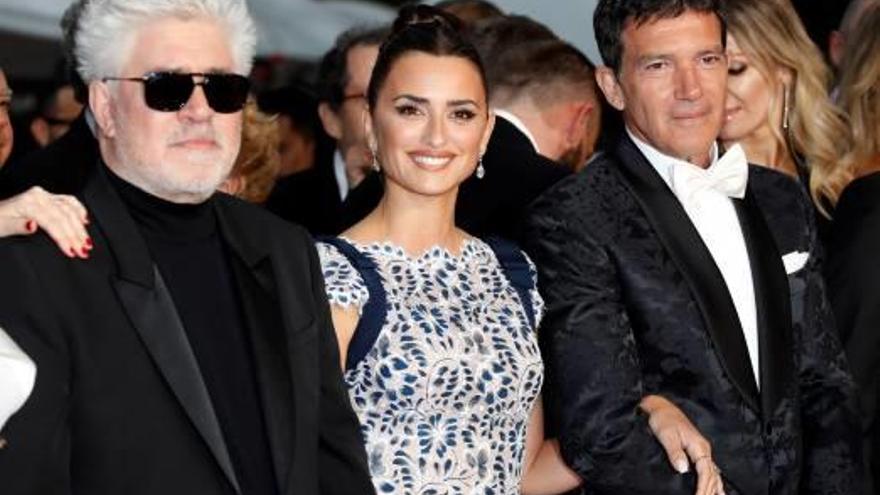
left=333, top=150, right=349, bottom=202
left=493, top=109, right=540, bottom=154
left=626, top=127, right=718, bottom=189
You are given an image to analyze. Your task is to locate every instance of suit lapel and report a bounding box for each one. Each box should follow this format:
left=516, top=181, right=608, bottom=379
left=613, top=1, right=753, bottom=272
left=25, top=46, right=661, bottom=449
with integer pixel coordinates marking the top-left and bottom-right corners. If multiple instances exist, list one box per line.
left=613, top=136, right=761, bottom=414
left=216, top=200, right=296, bottom=494
left=84, top=165, right=241, bottom=494
left=733, top=190, right=794, bottom=420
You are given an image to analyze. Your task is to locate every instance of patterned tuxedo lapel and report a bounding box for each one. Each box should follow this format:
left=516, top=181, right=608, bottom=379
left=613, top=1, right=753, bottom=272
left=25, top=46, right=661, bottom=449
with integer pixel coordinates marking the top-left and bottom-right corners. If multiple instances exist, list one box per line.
left=733, top=192, right=795, bottom=422
left=612, top=135, right=761, bottom=414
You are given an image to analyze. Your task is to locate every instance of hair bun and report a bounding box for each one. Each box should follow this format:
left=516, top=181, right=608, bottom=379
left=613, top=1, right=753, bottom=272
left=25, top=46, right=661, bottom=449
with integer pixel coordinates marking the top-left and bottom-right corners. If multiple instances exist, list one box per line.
left=392, top=4, right=463, bottom=35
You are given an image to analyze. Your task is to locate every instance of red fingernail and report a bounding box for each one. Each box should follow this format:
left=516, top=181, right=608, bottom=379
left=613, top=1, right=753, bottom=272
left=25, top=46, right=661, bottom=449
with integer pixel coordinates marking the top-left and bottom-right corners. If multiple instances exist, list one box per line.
left=25, top=220, right=36, bottom=233
left=85, top=237, right=93, bottom=248
left=79, top=247, right=90, bottom=258
left=66, top=247, right=76, bottom=258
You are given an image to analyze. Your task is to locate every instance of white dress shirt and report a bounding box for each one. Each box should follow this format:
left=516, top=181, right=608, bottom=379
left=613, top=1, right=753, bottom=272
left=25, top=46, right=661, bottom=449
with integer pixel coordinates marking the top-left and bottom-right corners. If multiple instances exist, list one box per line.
left=628, top=129, right=760, bottom=388
left=0, top=326, right=36, bottom=431
left=333, top=150, right=349, bottom=202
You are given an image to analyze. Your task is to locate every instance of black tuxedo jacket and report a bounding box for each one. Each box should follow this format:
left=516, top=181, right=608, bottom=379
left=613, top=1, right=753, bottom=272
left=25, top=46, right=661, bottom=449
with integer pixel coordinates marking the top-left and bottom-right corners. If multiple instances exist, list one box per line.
left=0, top=111, right=98, bottom=198
left=341, top=115, right=570, bottom=240
left=0, top=164, right=374, bottom=495
left=524, top=134, right=861, bottom=494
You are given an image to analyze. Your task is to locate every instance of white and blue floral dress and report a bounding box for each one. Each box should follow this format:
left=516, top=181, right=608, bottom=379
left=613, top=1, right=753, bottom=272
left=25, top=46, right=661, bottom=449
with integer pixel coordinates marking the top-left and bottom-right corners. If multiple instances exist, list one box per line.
left=317, top=237, right=544, bottom=495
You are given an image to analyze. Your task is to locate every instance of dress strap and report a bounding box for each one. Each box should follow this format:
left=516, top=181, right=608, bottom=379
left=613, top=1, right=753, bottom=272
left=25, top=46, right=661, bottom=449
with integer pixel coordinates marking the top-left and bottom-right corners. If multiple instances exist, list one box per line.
left=319, top=237, right=388, bottom=371
left=482, top=237, right=536, bottom=329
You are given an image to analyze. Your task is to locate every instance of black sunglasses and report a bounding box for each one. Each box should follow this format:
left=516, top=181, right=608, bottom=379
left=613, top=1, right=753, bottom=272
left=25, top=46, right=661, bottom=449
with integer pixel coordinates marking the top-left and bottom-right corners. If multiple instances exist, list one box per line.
left=102, top=72, right=250, bottom=113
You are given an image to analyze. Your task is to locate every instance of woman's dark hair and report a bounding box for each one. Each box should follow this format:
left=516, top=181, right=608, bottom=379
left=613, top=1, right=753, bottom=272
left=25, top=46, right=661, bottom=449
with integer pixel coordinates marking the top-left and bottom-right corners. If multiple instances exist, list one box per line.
left=366, top=4, right=489, bottom=110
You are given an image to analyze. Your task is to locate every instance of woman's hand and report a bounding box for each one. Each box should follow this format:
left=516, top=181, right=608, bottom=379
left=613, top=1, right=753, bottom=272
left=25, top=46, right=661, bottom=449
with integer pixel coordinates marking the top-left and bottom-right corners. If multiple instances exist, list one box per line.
left=641, top=394, right=725, bottom=495
left=0, top=186, right=91, bottom=258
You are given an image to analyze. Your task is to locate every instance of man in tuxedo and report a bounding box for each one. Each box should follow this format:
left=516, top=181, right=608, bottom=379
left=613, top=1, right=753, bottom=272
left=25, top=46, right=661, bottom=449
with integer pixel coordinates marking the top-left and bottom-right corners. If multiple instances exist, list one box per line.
left=343, top=16, right=596, bottom=241
left=0, top=1, right=373, bottom=494
left=524, top=0, right=862, bottom=493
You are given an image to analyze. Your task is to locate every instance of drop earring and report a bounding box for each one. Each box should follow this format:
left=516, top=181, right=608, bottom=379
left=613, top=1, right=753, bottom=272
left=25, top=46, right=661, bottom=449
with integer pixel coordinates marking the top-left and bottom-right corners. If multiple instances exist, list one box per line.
left=371, top=148, right=380, bottom=172
left=782, top=84, right=791, bottom=131
left=475, top=155, right=485, bottom=179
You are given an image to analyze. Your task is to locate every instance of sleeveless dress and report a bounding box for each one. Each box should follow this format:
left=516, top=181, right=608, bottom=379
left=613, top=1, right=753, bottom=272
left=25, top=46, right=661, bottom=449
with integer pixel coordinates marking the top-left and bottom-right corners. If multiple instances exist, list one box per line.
left=317, top=237, right=544, bottom=494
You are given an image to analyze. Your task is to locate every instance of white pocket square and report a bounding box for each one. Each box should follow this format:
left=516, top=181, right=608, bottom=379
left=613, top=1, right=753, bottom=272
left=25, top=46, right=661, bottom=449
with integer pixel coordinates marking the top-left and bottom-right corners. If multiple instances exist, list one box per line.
left=0, top=327, right=36, bottom=432
left=781, top=251, right=809, bottom=274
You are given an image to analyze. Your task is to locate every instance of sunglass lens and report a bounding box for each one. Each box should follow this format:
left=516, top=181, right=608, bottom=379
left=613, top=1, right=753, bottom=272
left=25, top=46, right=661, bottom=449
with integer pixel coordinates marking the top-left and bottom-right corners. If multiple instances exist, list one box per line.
left=144, top=73, right=194, bottom=112
left=203, top=74, right=250, bottom=113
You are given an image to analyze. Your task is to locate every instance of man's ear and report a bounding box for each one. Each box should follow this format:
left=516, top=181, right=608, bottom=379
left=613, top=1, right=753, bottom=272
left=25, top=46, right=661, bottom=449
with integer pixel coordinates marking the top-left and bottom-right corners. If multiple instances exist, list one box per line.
left=89, top=81, right=116, bottom=138
left=564, top=100, right=594, bottom=149
left=595, top=66, right=626, bottom=111
left=363, top=107, right=377, bottom=155
left=318, top=102, right=343, bottom=140
left=30, top=118, right=50, bottom=147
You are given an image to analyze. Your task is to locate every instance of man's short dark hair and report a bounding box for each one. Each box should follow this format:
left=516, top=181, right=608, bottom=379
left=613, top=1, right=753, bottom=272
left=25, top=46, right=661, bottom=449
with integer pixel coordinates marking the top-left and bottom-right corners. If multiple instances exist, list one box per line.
left=471, top=16, right=596, bottom=106
left=317, top=25, right=390, bottom=111
left=434, top=0, right=504, bottom=25
left=594, top=0, right=726, bottom=72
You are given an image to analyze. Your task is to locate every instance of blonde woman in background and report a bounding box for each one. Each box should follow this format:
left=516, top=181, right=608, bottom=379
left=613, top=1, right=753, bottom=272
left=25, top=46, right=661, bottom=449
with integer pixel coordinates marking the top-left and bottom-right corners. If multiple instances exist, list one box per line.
left=822, top=4, right=880, bottom=493
left=719, top=0, right=849, bottom=216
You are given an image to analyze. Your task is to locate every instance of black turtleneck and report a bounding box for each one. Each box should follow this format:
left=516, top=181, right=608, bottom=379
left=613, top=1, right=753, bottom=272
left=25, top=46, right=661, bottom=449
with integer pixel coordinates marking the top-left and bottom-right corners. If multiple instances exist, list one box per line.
left=109, top=170, right=278, bottom=495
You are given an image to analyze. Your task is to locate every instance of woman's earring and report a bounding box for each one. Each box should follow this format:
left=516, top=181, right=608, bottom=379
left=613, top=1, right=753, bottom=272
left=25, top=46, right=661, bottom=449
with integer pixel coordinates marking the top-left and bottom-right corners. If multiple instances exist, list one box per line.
left=782, top=84, right=791, bottom=131
left=371, top=148, right=380, bottom=172
left=475, top=155, right=485, bottom=179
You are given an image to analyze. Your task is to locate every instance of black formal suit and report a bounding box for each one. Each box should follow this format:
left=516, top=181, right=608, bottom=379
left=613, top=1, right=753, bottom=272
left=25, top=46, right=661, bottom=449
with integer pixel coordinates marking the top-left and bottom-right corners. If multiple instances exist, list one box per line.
left=0, top=111, right=98, bottom=198
left=0, top=163, right=374, bottom=495
left=824, top=171, right=880, bottom=495
left=524, top=134, right=862, bottom=494
left=265, top=146, right=345, bottom=236
left=341, top=115, right=571, bottom=240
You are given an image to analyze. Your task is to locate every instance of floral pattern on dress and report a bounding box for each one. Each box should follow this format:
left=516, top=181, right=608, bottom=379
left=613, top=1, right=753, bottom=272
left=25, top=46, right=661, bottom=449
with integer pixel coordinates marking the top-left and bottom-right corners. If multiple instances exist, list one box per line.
left=317, top=238, right=544, bottom=494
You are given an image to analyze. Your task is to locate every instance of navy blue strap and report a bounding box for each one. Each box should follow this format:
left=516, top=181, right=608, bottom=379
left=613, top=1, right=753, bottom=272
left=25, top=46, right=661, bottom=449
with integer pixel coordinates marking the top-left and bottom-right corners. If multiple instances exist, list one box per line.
left=319, top=237, right=388, bottom=371
left=482, top=237, right=536, bottom=330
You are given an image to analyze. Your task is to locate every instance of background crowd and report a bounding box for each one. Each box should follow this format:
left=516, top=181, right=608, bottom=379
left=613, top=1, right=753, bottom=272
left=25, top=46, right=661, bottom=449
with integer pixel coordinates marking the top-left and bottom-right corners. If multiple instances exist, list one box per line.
left=0, top=0, right=878, bottom=494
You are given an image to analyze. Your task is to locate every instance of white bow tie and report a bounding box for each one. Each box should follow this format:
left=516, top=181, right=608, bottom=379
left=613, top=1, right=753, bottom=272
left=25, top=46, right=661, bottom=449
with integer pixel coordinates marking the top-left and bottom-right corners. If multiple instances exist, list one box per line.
left=671, top=144, right=748, bottom=205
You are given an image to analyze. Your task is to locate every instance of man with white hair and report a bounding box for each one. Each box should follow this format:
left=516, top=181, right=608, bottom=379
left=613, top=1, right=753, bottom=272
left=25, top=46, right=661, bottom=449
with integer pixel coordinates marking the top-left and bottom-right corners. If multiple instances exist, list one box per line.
left=0, top=1, right=374, bottom=494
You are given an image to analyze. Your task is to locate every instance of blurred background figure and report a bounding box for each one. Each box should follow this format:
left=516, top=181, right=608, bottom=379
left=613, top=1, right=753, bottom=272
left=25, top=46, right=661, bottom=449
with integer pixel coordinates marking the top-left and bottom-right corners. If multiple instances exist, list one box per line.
left=822, top=4, right=880, bottom=493
left=474, top=16, right=600, bottom=171
left=219, top=99, right=281, bottom=204
left=264, top=25, right=388, bottom=235
left=259, top=84, right=326, bottom=178
left=720, top=0, right=849, bottom=219
left=827, top=0, right=879, bottom=73
left=28, top=81, right=83, bottom=148
left=0, top=68, right=12, bottom=168
left=0, top=0, right=99, bottom=198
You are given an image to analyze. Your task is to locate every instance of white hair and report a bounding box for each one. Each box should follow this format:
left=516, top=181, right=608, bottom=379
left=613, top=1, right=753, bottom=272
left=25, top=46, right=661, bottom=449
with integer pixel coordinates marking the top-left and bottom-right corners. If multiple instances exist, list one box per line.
left=75, top=0, right=256, bottom=82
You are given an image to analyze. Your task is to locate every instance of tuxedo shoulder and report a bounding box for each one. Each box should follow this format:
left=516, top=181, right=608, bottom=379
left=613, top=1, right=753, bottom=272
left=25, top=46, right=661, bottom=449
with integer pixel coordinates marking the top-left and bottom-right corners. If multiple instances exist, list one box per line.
left=526, top=153, right=632, bottom=243
left=530, top=153, right=621, bottom=214
left=747, top=166, right=813, bottom=220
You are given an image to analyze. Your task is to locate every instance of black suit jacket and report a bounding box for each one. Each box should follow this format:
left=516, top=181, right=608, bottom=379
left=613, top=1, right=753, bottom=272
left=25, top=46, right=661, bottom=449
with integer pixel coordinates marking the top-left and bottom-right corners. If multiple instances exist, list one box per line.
left=341, top=115, right=570, bottom=240
left=0, top=111, right=98, bottom=198
left=264, top=140, right=344, bottom=236
left=0, top=164, right=373, bottom=495
left=524, top=134, right=861, bottom=494
left=824, top=171, right=880, bottom=494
